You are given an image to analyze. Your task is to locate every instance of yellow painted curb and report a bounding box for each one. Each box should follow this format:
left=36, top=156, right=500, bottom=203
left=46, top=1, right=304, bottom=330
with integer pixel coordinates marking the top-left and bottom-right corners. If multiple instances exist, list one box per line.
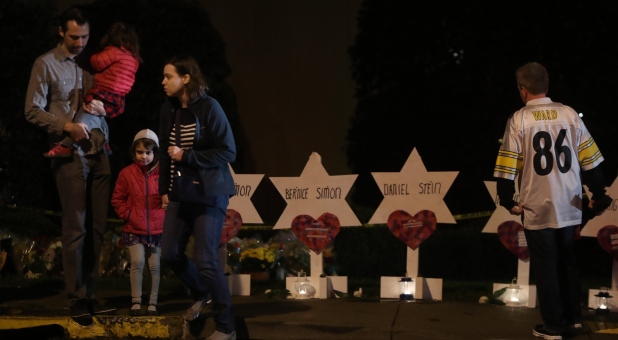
left=583, top=319, right=618, bottom=334
left=0, top=316, right=184, bottom=339
left=0, top=316, right=67, bottom=330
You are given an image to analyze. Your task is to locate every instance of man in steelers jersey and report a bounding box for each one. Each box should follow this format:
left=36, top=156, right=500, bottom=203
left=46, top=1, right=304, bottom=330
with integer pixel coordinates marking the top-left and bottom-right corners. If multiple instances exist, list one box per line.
left=494, top=62, right=612, bottom=340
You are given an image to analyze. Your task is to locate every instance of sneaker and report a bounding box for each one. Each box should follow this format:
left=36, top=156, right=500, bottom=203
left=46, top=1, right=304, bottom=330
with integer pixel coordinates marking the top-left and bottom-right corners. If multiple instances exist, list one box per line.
left=70, top=298, right=93, bottom=326
left=567, top=323, right=586, bottom=336
left=44, top=143, right=72, bottom=158
left=570, top=323, right=583, bottom=329
left=184, top=299, right=211, bottom=321
left=533, top=325, right=562, bottom=340
left=70, top=298, right=91, bottom=318
left=89, top=299, right=117, bottom=315
left=207, top=330, right=236, bottom=340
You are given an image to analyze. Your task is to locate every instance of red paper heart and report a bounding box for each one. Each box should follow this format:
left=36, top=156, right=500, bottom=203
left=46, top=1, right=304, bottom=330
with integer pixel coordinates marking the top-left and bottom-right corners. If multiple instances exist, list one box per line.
left=291, top=213, right=341, bottom=255
left=497, top=221, right=529, bottom=261
left=220, top=209, right=242, bottom=248
left=387, top=210, right=437, bottom=250
left=597, top=225, right=618, bottom=261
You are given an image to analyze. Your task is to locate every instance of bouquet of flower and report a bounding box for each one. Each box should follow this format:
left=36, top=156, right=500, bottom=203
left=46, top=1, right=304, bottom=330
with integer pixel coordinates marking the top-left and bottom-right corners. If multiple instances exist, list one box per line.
left=225, top=238, right=244, bottom=274
left=240, top=246, right=276, bottom=273
left=267, top=230, right=310, bottom=277
left=100, top=227, right=130, bottom=277
left=20, top=236, right=63, bottom=278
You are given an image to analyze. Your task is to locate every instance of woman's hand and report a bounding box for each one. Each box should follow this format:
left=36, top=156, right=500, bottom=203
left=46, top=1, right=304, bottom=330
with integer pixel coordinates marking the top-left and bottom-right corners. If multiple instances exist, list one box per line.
left=168, top=146, right=184, bottom=162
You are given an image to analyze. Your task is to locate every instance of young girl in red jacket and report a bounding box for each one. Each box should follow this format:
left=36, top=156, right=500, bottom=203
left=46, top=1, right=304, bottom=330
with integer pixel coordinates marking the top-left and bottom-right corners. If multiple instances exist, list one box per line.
left=111, top=129, right=164, bottom=316
left=45, top=21, right=141, bottom=157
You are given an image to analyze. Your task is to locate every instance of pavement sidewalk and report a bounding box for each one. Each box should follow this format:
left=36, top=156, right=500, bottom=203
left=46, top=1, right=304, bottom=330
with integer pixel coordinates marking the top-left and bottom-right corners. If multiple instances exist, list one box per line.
left=1, top=287, right=618, bottom=339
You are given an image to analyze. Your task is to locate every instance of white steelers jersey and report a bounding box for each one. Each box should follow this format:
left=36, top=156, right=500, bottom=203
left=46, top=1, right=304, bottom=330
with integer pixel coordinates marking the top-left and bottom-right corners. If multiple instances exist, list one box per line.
left=494, top=97, right=604, bottom=229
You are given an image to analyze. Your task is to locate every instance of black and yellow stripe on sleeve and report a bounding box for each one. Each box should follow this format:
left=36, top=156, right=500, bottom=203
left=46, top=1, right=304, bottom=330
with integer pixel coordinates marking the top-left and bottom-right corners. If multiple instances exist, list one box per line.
left=578, top=137, right=602, bottom=167
left=494, top=150, right=523, bottom=176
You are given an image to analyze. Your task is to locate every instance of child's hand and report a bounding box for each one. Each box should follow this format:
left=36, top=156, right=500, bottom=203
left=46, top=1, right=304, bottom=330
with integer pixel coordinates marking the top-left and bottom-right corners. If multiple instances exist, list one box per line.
left=83, top=100, right=106, bottom=116
left=162, top=194, right=169, bottom=210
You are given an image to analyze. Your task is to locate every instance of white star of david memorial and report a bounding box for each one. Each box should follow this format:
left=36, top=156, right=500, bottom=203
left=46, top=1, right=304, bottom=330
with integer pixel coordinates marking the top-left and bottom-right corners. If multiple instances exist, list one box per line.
left=228, top=164, right=264, bottom=224
left=368, top=148, right=458, bottom=225
left=482, top=179, right=520, bottom=233
left=481, top=178, right=534, bottom=296
left=272, top=152, right=357, bottom=297
left=224, top=165, right=266, bottom=296
left=581, top=179, right=618, bottom=306
left=581, top=178, right=618, bottom=238
left=373, top=148, right=457, bottom=301
left=269, top=152, right=361, bottom=230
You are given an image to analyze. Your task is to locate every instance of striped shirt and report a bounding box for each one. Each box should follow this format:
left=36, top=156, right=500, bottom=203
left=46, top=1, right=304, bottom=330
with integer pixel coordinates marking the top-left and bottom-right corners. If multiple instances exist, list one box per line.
left=169, top=108, right=197, bottom=194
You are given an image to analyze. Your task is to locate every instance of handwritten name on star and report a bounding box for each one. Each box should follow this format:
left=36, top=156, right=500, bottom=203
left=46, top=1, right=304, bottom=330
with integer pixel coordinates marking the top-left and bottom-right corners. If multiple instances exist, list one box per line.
left=284, top=186, right=344, bottom=200
left=270, top=152, right=361, bottom=229
left=382, top=182, right=444, bottom=196
left=369, top=148, right=458, bottom=225
left=234, top=183, right=253, bottom=196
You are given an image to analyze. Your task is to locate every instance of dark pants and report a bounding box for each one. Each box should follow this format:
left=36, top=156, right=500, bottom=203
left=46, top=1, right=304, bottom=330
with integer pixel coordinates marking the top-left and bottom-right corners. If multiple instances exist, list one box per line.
left=52, top=152, right=110, bottom=305
left=161, top=195, right=235, bottom=333
left=525, top=225, right=582, bottom=332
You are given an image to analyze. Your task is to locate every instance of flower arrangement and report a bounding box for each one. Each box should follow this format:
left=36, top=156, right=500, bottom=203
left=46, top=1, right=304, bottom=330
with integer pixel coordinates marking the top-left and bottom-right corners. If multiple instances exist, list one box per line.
left=240, top=246, right=276, bottom=273
left=99, top=225, right=128, bottom=277
left=20, top=236, right=63, bottom=278
left=225, top=239, right=243, bottom=274
left=267, top=230, right=310, bottom=277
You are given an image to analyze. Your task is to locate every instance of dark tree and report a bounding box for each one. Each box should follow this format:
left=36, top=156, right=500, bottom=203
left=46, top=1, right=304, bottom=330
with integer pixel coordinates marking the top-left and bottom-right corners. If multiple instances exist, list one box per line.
left=346, top=1, right=618, bottom=214
left=0, top=0, right=60, bottom=208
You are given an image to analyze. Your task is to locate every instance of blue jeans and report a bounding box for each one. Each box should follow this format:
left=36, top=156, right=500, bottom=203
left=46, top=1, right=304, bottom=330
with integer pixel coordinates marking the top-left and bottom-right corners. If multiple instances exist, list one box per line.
left=161, top=195, right=235, bottom=333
